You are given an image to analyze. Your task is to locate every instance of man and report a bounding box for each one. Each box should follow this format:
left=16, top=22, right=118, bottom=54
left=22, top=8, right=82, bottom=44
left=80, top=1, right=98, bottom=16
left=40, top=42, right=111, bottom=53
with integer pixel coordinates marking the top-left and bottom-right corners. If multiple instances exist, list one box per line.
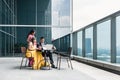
left=37, top=37, right=57, bottom=68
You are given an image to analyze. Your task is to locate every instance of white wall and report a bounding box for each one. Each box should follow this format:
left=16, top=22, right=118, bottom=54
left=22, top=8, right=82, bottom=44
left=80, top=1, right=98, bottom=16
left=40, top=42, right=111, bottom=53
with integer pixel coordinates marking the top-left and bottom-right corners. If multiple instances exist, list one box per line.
left=73, top=0, right=120, bottom=31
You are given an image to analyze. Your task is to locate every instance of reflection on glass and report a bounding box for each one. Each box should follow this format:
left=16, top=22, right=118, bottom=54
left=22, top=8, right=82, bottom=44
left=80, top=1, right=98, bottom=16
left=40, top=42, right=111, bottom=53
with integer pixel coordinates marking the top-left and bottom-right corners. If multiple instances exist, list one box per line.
left=0, top=27, right=16, bottom=56
left=77, top=31, right=82, bottom=56
left=67, top=35, right=70, bottom=49
left=60, top=38, right=64, bottom=51
left=52, top=0, right=70, bottom=26
left=97, top=20, right=111, bottom=62
left=52, top=27, right=71, bottom=40
left=85, top=27, right=93, bottom=58
left=0, top=27, right=53, bottom=57
left=116, top=16, right=120, bottom=63
left=52, top=0, right=71, bottom=40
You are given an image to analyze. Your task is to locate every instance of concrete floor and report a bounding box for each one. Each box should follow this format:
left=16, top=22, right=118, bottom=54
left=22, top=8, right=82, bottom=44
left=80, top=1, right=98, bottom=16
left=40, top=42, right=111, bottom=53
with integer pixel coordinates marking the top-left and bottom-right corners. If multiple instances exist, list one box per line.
left=0, top=54, right=120, bottom=80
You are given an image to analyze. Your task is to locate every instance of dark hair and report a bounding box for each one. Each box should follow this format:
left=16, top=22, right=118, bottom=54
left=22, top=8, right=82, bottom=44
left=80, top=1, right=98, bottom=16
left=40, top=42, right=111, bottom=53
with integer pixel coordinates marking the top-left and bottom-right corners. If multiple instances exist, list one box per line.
left=40, top=37, right=44, bottom=40
left=31, top=37, right=36, bottom=43
left=27, top=29, right=35, bottom=38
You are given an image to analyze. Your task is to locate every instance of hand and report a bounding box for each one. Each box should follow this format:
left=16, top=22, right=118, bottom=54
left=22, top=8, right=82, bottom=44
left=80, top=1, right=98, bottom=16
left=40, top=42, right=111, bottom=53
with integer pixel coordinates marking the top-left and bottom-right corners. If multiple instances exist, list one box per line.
left=52, top=46, right=56, bottom=50
left=38, top=46, right=42, bottom=50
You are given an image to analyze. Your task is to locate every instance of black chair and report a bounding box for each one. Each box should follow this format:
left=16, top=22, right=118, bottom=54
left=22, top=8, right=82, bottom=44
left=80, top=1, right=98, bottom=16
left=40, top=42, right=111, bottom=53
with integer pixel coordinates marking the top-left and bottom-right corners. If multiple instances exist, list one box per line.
left=56, top=47, right=73, bottom=70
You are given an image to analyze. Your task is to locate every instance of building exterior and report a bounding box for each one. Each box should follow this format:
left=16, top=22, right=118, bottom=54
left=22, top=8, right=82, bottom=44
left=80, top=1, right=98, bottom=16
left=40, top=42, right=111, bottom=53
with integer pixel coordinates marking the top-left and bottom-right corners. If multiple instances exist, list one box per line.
left=0, top=0, right=17, bottom=56
left=0, top=0, right=52, bottom=56
left=17, top=0, right=52, bottom=44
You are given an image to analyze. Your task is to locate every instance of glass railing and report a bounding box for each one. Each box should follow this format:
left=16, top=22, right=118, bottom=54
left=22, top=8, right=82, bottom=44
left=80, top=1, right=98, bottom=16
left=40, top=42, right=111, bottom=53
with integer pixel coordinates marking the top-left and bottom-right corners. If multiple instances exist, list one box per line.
left=53, top=10, right=120, bottom=64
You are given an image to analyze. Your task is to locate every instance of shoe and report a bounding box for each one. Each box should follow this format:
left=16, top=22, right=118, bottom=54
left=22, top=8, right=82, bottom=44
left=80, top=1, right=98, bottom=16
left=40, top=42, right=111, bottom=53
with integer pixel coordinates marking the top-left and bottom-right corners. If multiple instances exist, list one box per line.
left=51, top=64, right=57, bottom=69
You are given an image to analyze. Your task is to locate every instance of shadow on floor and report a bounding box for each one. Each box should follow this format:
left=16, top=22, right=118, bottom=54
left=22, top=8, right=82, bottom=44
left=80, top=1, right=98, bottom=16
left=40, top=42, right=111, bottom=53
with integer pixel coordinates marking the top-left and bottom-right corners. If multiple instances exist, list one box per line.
left=11, top=65, right=69, bottom=71
left=11, top=66, right=33, bottom=70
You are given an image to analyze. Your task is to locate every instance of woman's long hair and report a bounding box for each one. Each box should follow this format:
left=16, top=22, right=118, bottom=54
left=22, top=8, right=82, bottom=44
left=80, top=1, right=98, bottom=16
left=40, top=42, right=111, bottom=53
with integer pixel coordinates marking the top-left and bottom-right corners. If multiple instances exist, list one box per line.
left=31, top=37, right=36, bottom=44
left=27, top=29, right=35, bottom=38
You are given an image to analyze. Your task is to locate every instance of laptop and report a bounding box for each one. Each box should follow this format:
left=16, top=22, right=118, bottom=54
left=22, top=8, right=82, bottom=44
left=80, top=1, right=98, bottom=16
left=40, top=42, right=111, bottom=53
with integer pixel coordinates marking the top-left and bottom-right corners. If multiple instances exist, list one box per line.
left=42, top=44, right=53, bottom=50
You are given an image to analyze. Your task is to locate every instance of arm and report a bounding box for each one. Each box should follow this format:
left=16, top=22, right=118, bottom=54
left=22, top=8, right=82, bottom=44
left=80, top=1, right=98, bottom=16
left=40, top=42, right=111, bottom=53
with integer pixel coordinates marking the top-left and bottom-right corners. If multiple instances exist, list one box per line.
left=52, top=45, right=56, bottom=51
left=27, top=35, right=31, bottom=43
left=28, top=42, right=36, bottom=51
left=27, top=35, right=33, bottom=43
left=36, top=43, right=42, bottom=50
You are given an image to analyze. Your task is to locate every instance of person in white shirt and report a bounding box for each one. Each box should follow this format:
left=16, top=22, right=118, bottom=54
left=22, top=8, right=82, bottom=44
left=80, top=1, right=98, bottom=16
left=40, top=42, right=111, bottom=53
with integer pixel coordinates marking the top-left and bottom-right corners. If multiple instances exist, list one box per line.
left=37, top=37, right=57, bottom=68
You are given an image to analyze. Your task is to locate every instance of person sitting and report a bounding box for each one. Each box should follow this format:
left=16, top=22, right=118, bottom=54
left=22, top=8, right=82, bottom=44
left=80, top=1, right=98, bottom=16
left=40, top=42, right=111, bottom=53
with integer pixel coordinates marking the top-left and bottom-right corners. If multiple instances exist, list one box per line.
left=37, top=37, right=57, bottom=68
left=26, top=38, right=48, bottom=70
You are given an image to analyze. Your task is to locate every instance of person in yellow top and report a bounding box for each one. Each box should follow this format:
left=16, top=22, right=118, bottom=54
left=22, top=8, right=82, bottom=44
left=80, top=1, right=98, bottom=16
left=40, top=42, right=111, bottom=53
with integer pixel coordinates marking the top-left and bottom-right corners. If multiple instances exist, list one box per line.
left=26, top=38, right=47, bottom=70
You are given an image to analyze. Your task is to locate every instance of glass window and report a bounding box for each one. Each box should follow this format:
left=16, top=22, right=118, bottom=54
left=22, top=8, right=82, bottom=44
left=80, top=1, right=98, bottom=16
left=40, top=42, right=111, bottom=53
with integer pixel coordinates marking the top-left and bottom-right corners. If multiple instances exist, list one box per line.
left=60, top=38, right=64, bottom=51
left=63, top=37, right=66, bottom=51
left=77, top=31, right=82, bottom=56
left=85, top=27, right=93, bottom=58
left=97, top=20, right=111, bottom=62
left=52, top=0, right=71, bottom=40
left=0, top=31, right=1, bottom=56
left=67, top=35, right=70, bottom=49
left=116, top=16, right=120, bottom=63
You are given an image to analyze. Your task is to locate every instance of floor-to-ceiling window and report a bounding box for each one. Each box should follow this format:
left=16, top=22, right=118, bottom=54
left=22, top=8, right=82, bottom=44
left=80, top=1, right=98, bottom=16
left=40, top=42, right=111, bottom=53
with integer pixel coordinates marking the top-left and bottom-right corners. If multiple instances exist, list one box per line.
left=0, top=28, right=1, bottom=56
left=77, top=31, right=82, bottom=56
left=52, top=0, right=71, bottom=40
left=116, top=15, right=120, bottom=63
left=67, top=35, right=70, bottom=49
left=0, top=0, right=17, bottom=56
left=97, top=20, right=111, bottom=62
left=0, top=27, right=16, bottom=56
left=0, top=0, right=52, bottom=57
left=85, top=26, right=93, bottom=58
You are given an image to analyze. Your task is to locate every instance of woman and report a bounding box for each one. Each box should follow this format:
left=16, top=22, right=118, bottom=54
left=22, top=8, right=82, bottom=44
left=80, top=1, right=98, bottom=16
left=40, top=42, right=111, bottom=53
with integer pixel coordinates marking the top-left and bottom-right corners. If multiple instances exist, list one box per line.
left=27, top=29, right=35, bottom=43
left=26, top=38, right=47, bottom=70
left=26, top=29, right=36, bottom=67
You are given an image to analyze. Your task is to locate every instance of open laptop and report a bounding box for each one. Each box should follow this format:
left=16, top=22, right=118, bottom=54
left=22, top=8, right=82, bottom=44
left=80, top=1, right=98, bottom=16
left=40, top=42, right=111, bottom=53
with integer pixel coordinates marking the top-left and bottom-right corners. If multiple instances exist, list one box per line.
left=42, top=44, right=53, bottom=50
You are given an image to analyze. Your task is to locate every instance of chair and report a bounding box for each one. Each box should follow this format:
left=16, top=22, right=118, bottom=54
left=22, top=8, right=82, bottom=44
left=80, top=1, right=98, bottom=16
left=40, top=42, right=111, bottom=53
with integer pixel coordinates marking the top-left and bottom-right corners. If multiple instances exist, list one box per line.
left=20, top=47, right=32, bottom=69
left=56, top=47, right=73, bottom=70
